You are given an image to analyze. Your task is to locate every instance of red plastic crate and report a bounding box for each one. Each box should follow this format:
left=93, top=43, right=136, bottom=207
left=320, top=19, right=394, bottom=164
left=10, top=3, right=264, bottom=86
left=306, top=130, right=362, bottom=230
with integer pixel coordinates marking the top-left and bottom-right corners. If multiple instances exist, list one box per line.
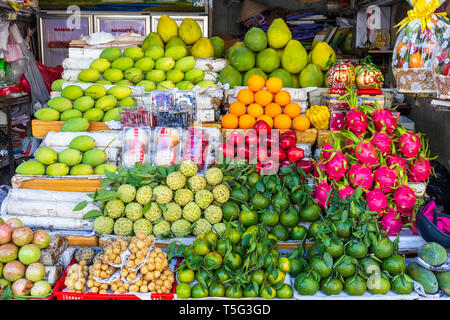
left=53, top=257, right=181, bottom=301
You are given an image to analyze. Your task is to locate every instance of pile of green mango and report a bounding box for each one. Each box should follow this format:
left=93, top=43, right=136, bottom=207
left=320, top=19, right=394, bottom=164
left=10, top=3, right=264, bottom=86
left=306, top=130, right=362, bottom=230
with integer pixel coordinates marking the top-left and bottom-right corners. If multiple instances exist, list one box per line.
left=15, top=135, right=117, bottom=176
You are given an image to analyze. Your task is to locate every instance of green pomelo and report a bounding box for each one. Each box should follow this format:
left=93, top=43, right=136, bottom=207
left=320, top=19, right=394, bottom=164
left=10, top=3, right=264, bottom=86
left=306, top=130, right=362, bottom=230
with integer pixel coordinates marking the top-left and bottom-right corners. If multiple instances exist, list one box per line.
left=123, top=47, right=144, bottom=61
left=157, top=14, right=179, bottom=43
left=51, top=79, right=65, bottom=92
left=281, top=40, right=308, bottom=74
left=46, top=163, right=70, bottom=176
left=47, top=97, right=73, bottom=112
left=69, top=135, right=96, bottom=152
left=74, top=96, right=95, bottom=112
left=218, top=65, right=242, bottom=88
left=70, top=164, right=94, bottom=175
left=58, top=148, right=82, bottom=166
left=94, top=163, right=117, bottom=175
left=134, top=57, right=154, bottom=72
left=16, top=161, right=45, bottom=175
left=100, top=47, right=122, bottom=62
left=61, top=117, right=89, bottom=132
left=165, top=45, right=188, bottom=61
left=84, top=84, right=107, bottom=99
left=111, top=57, right=134, bottom=71
left=270, top=69, right=293, bottom=87
left=61, top=85, right=84, bottom=101
left=299, top=63, right=324, bottom=88
left=155, top=57, right=175, bottom=71
left=175, top=56, right=196, bottom=72
left=78, top=69, right=100, bottom=83
left=179, top=19, right=202, bottom=45
left=103, top=108, right=121, bottom=122
left=142, top=32, right=164, bottom=51
left=90, top=58, right=111, bottom=73
left=34, top=108, right=60, bottom=121
left=146, top=70, right=166, bottom=82
left=108, top=86, right=132, bottom=100
left=225, top=41, right=244, bottom=61
left=191, top=37, right=215, bottom=58
left=244, top=27, right=268, bottom=52
left=136, top=80, right=156, bottom=91
left=210, top=36, right=225, bottom=58
left=184, top=69, right=205, bottom=84
left=82, top=149, right=106, bottom=167
left=267, top=18, right=292, bottom=49
left=166, top=36, right=186, bottom=49
left=35, top=147, right=58, bottom=165
left=291, top=73, right=300, bottom=88
left=60, top=109, right=82, bottom=121
left=229, top=46, right=255, bottom=72
left=83, top=108, right=104, bottom=122
left=256, top=48, right=280, bottom=73
left=166, top=69, right=184, bottom=83
left=144, top=46, right=165, bottom=60
left=103, top=69, right=124, bottom=83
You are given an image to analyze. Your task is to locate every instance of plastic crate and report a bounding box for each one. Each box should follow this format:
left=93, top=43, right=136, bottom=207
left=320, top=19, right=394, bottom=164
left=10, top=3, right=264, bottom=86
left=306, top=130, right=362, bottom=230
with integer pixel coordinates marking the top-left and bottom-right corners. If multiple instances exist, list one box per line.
left=53, top=257, right=181, bottom=301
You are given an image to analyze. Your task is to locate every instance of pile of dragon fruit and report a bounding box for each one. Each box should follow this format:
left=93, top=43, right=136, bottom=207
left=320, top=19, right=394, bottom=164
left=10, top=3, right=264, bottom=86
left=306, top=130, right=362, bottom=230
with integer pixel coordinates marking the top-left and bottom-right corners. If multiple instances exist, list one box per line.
left=314, top=91, right=433, bottom=236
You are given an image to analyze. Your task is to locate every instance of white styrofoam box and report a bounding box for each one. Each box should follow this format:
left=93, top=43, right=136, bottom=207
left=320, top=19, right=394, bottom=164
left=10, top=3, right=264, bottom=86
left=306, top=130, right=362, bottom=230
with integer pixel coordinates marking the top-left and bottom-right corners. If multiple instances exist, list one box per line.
left=62, top=69, right=82, bottom=82
left=62, top=58, right=95, bottom=70
left=400, top=115, right=415, bottom=132
left=194, top=58, right=227, bottom=73
left=197, top=94, right=215, bottom=110
left=68, top=47, right=105, bottom=60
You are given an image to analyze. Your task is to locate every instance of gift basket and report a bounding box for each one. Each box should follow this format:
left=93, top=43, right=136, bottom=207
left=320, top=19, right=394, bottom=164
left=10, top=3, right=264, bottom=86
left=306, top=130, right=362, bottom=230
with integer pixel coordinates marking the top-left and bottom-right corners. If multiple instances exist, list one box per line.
left=392, top=0, right=449, bottom=94
left=433, top=24, right=450, bottom=99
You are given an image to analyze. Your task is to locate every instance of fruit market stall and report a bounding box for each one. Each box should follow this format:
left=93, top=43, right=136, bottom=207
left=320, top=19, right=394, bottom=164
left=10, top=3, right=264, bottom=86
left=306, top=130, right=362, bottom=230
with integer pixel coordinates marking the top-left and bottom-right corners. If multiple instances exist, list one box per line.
left=0, top=0, right=449, bottom=302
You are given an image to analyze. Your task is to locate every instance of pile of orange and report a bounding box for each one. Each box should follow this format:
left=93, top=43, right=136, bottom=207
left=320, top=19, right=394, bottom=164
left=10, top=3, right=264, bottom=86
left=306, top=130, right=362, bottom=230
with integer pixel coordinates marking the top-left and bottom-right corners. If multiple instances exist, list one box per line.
left=221, top=75, right=310, bottom=131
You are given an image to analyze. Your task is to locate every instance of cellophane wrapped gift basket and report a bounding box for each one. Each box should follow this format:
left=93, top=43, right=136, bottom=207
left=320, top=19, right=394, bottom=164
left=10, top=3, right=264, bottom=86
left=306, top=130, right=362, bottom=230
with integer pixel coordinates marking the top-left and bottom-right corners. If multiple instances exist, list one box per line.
left=392, top=0, right=449, bottom=94
left=433, top=24, right=450, bottom=99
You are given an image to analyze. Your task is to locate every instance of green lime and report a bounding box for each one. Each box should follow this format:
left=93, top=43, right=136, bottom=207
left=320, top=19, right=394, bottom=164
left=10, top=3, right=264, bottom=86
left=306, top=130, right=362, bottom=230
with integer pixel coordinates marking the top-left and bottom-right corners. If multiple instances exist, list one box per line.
left=230, top=187, right=250, bottom=202
left=193, top=239, right=210, bottom=256
left=247, top=173, right=260, bottom=187
left=280, top=209, right=300, bottom=227
left=334, top=220, right=352, bottom=238
left=371, top=237, right=394, bottom=259
left=391, top=275, right=414, bottom=294
left=344, top=275, right=367, bottom=296
left=225, top=229, right=241, bottom=245
left=294, top=273, right=320, bottom=295
left=250, top=193, right=270, bottom=209
left=367, top=275, right=391, bottom=294
left=250, top=269, right=265, bottom=286
left=204, top=251, right=223, bottom=270
left=267, top=268, right=285, bottom=285
left=196, top=269, right=213, bottom=287
left=346, top=240, right=368, bottom=259
left=309, top=256, right=332, bottom=278
left=216, top=239, right=228, bottom=256
left=260, top=211, right=279, bottom=226
left=324, top=239, right=345, bottom=258
left=360, top=257, right=380, bottom=276
left=256, top=242, right=268, bottom=255
left=307, top=221, right=323, bottom=239
left=276, top=284, right=293, bottom=298
left=177, top=269, right=195, bottom=283
left=185, top=256, right=201, bottom=271
left=215, top=267, right=230, bottom=283
left=223, top=252, right=241, bottom=270
left=182, top=246, right=194, bottom=259
left=225, top=285, right=243, bottom=298
left=290, top=189, right=303, bottom=205
left=243, top=284, right=259, bottom=297
left=300, top=204, right=321, bottom=222
left=240, top=209, right=259, bottom=226
left=320, top=278, right=343, bottom=295
left=204, top=232, right=218, bottom=248
left=270, top=224, right=289, bottom=241
left=176, top=282, right=191, bottom=298
left=289, top=259, right=305, bottom=276
left=273, top=193, right=290, bottom=212
left=209, top=283, right=225, bottom=297
left=264, top=179, right=277, bottom=193
left=337, top=258, right=356, bottom=278
left=191, top=283, right=209, bottom=298
left=382, top=254, right=406, bottom=275
left=307, top=243, right=325, bottom=260
left=277, top=257, right=292, bottom=274
left=263, top=250, right=279, bottom=269
left=290, top=225, right=307, bottom=241
left=222, top=201, right=240, bottom=221
left=260, top=286, right=276, bottom=299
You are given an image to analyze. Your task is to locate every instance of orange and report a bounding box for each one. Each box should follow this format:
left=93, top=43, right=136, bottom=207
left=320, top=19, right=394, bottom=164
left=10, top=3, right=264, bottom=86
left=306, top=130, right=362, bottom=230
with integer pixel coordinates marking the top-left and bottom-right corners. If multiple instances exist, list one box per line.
left=221, top=113, right=239, bottom=129
left=256, top=115, right=273, bottom=128
left=265, top=102, right=282, bottom=118
left=410, top=53, right=424, bottom=68
left=247, top=74, right=265, bottom=92
left=274, top=114, right=292, bottom=129
left=397, top=42, right=405, bottom=55
left=274, top=90, right=291, bottom=106
left=229, top=101, right=246, bottom=117
left=293, top=115, right=310, bottom=131
left=239, top=114, right=256, bottom=129
left=254, top=90, right=273, bottom=107
left=284, top=103, right=301, bottom=119
left=247, top=103, right=264, bottom=118
left=237, top=88, right=254, bottom=105
left=266, top=77, right=283, bottom=94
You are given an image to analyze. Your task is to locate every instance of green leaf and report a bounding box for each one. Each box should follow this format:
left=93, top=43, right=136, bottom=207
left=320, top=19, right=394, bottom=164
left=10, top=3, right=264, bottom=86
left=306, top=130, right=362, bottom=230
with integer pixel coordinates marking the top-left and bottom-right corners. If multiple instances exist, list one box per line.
left=176, top=244, right=185, bottom=256
left=323, top=252, right=333, bottom=269
left=1, top=285, right=12, bottom=300
left=95, top=190, right=120, bottom=202
left=255, top=181, right=265, bottom=193
left=167, top=241, right=176, bottom=260
left=83, top=210, right=103, bottom=220
left=73, top=200, right=88, bottom=212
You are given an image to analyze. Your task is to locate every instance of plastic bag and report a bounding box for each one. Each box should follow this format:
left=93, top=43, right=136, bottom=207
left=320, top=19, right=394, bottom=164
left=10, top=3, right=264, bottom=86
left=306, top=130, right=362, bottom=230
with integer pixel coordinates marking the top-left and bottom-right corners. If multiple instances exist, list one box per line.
left=392, top=0, right=449, bottom=93
left=433, top=24, right=450, bottom=99
left=20, top=62, right=63, bottom=94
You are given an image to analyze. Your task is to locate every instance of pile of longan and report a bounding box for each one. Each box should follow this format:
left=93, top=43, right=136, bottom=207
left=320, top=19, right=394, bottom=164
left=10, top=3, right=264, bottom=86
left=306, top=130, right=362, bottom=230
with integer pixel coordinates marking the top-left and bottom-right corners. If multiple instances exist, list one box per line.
left=90, top=254, right=117, bottom=280
left=64, top=261, right=89, bottom=293
left=104, top=238, right=129, bottom=265
left=126, top=233, right=155, bottom=270
left=140, top=247, right=175, bottom=294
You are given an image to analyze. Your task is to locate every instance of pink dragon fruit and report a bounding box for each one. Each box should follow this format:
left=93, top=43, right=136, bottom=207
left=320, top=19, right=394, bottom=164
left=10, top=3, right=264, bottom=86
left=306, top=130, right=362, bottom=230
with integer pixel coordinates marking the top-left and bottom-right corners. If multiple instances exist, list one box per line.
left=365, top=188, right=388, bottom=213
left=314, top=180, right=333, bottom=208
left=408, top=157, right=433, bottom=182
left=354, top=141, right=379, bottom=166
left=313, top=159, right=327, bottom=178
left=337, top=184, right=355, bottom=200
left=398, top=131, right=422, bottom=159
left=386, top=154, right=406, bottom=172
left=345, top=109, right=368, bottom=136
left=393, top=185, right=417, bottom=214
left=343, top=138, right=355, bottom=154
left=372, top=110, right=397, bottom=135
left=348, top=163, right=374, bottom=190
left=321, top=141, right=333, bottom=160
left=380, top=207, right=403, bottom=236
left=371, top=132, right=392, bottom=156
left=374, top=166, right=398, bottom=192
left=325, top=151, right=348, bottom=182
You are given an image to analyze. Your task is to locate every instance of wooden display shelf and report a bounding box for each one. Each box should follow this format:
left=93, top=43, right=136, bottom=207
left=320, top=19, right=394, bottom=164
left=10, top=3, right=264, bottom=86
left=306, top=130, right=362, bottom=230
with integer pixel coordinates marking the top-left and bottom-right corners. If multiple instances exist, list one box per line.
left=32, top=120, right=116, bottom=138
left=12, top=175, right=103, bottom=193
left=66, top=235, right=98, bottom=247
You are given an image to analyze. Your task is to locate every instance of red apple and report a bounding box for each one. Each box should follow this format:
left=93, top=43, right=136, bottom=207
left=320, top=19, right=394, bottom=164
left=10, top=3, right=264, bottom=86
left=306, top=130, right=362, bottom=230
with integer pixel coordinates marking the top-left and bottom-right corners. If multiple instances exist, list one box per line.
left=287, top=147, right=304, bottom=163
left=281, top=130, right=296, bottom=139
left=270, top=148, right=287, bottom=162
left=237, top=144, right=250, bottom=159
left=254, top=120, right=271, bottom=136
left=257, top=146, right=269, bottom=163
left=218, top=143, right=235, bottom=159
left=226, top=130, right=244, bottom=147
left=297, top=160, right=314, bottom=173
left=280, top=135, right=296, bottom=150
left=245, top=131, right=259, bottom=146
